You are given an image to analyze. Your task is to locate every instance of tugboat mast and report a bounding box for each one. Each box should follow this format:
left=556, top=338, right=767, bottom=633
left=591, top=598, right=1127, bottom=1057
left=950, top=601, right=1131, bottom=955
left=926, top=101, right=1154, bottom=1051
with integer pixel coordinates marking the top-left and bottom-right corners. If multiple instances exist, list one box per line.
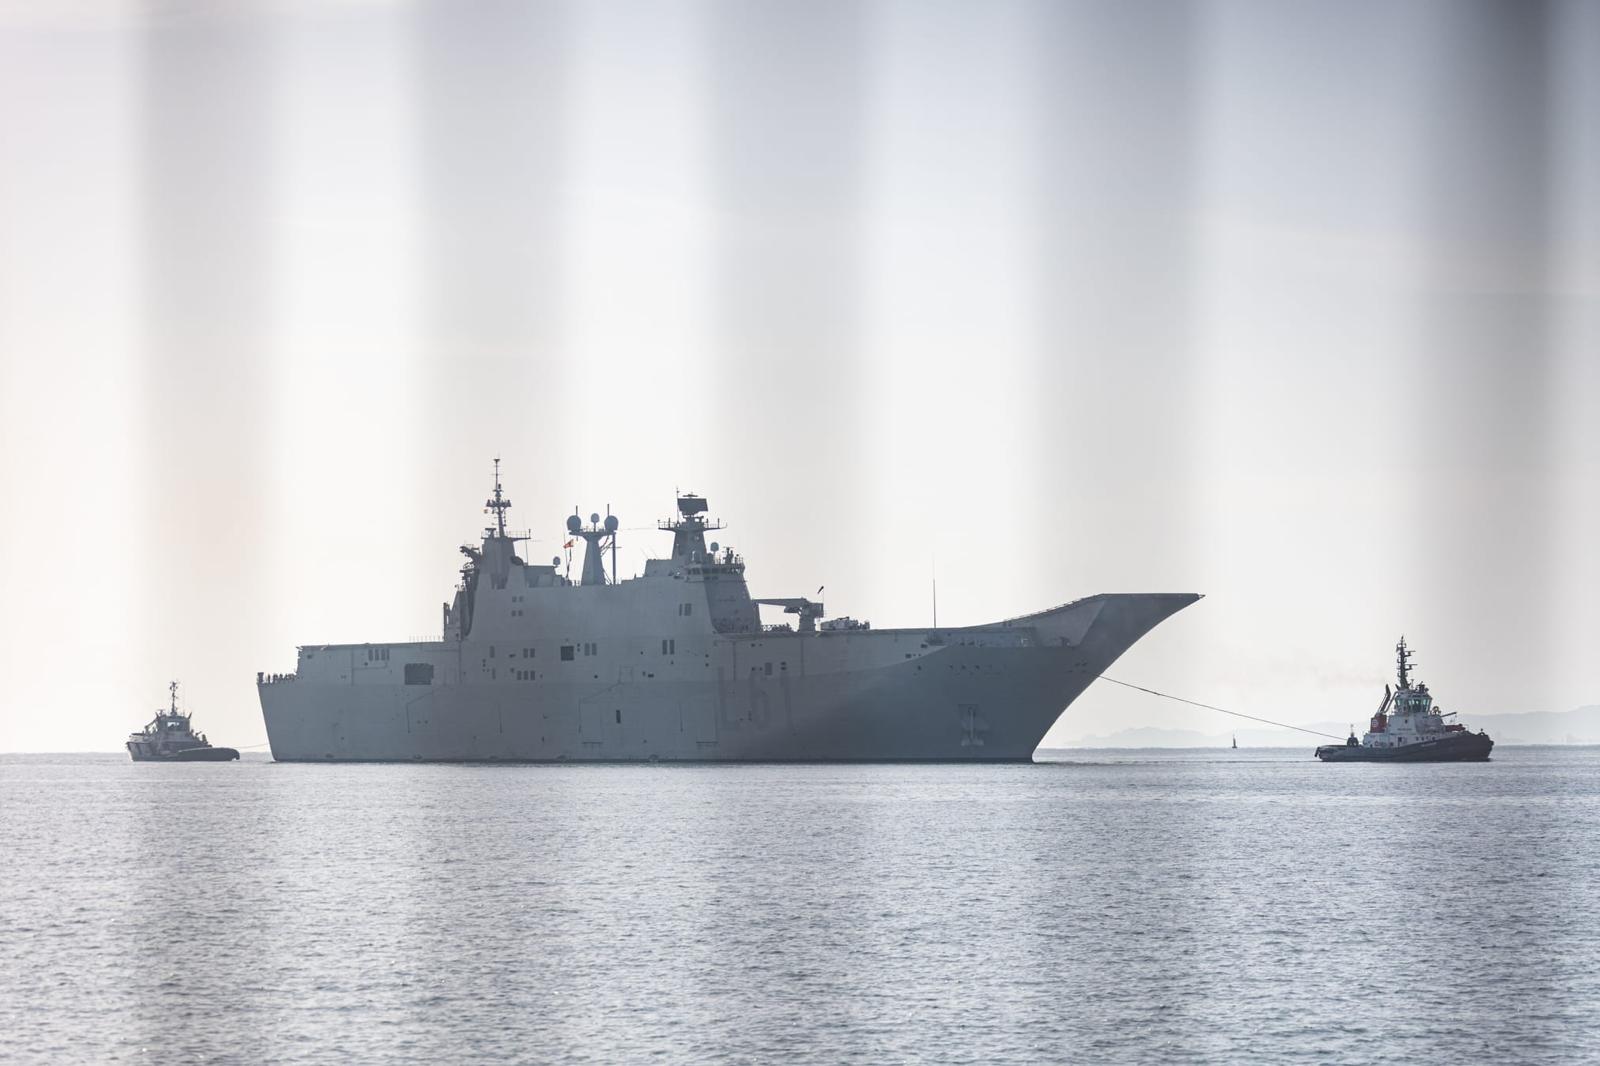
left=1396, top=636, right=1414, bottom=690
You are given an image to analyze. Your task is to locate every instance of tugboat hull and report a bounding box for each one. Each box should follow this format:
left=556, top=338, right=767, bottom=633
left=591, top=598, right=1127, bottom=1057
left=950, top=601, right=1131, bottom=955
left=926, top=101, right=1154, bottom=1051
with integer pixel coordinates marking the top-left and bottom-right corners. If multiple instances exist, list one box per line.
left=1315, top=732, right=1493, bottom=762
left=129, top=746, right=240, bottom=762
left=171, top=747, right=240, bottom=762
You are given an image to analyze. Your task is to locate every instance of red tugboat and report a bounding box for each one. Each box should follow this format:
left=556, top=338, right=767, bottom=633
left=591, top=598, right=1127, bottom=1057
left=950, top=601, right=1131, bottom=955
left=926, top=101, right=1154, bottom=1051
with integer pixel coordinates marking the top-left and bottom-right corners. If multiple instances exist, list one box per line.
left=1315, top=638, right=1493, bottom=762
left=126, top=681, right=240, bottom=762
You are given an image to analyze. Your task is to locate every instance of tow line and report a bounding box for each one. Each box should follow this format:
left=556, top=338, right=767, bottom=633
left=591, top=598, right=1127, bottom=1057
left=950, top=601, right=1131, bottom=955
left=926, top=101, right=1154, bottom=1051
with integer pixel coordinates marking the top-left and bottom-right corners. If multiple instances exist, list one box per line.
left=1098, top=675, right=1346, bottom=741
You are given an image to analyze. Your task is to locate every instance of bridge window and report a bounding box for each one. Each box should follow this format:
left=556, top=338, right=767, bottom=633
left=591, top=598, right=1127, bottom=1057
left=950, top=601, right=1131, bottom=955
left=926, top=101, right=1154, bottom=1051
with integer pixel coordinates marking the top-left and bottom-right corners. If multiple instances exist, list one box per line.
left=615, top=709, right=621, bottom=724
left=404, top=663, right=433, bottom=685
left=560, top=645, right=575, bottom=661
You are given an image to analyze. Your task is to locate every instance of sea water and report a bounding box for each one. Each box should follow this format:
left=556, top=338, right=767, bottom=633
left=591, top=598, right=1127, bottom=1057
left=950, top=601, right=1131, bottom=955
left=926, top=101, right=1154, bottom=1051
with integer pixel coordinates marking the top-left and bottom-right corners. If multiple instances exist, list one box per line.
left=3, top=748, right=1597, bottom=1064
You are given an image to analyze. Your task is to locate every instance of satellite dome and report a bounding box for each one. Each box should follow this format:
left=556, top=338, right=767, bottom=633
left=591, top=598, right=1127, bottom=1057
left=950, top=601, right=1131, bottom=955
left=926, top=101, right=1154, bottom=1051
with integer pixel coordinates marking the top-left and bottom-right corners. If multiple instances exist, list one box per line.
left=589, top=512, right=600, bottom=526
left=604, top=514, right=619, bottom=532
left=552, top=555, right=561, bottom=566
left=566, top=514, right=582, bottom=534
left=709, top=542, right=719, bottom=553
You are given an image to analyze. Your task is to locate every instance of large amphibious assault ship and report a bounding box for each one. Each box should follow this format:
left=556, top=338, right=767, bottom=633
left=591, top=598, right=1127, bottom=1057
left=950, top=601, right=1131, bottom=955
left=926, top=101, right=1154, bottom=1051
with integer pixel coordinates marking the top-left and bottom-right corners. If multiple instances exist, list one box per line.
left=258, top=465, right=1200, bottom=762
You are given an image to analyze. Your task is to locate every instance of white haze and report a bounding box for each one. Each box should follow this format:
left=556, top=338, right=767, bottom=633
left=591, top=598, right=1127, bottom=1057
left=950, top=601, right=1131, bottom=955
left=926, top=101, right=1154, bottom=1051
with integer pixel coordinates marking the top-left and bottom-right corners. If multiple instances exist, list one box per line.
left=1, top=0, right=1596, bottom=752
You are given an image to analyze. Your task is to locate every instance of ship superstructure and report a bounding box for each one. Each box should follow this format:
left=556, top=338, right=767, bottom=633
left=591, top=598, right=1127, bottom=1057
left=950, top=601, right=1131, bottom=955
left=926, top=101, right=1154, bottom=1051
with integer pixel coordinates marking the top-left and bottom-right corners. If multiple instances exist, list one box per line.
left=258, top=463, right=1200, bottom=762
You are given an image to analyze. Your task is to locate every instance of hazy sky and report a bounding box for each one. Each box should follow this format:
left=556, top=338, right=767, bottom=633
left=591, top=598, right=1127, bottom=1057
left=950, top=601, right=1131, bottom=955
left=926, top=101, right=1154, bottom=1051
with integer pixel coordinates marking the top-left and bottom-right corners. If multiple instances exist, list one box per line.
left=1, top=0, right=1596, bottom=752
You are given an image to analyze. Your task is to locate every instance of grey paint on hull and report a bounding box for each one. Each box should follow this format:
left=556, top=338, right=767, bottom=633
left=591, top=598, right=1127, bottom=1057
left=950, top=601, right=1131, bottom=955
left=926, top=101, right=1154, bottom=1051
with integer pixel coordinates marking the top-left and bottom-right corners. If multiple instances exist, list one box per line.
left=260, top=593, right=1199, bottom=763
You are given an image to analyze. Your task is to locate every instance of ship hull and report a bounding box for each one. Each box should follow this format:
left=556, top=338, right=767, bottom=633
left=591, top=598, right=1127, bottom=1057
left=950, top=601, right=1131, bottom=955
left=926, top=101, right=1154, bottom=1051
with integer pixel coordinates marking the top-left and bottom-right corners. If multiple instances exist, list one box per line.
left=128, top=746, right=240, bottom=762
left=260, top=593, right=1199, bottom=763
left=1314, top=732, right=1493, bottom=762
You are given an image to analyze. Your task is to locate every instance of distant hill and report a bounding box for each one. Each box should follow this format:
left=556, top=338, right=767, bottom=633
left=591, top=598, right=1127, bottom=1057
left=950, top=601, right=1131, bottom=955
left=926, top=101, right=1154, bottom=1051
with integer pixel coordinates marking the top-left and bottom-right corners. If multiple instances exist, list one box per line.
left=1056, top=705, right=1600, bottom=748
left=1468, top=706, right=1600, bottom=745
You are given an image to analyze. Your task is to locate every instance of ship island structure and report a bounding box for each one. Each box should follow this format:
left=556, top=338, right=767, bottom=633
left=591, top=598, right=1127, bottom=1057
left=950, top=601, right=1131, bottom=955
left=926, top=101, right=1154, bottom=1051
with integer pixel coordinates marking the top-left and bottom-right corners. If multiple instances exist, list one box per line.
left=258, top=465, right=1200, bottom=762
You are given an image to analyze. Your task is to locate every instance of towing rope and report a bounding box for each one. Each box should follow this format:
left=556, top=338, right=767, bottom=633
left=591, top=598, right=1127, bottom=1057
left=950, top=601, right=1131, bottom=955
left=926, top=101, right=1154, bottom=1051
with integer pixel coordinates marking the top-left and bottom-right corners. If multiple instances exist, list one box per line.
left=1098, top=675, right=1346, bottom=741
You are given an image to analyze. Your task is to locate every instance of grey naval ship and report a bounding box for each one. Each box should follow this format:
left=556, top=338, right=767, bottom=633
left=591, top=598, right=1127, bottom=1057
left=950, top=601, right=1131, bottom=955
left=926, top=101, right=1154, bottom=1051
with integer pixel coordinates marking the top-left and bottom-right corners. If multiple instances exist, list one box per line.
left=258, top=464, right=1200, bottom=762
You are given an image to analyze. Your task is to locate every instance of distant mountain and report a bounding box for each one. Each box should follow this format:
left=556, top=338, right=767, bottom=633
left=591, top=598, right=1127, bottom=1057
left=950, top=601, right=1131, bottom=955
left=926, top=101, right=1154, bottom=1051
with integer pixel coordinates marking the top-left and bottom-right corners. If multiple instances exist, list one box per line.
left=1467, top=706, right=1600, bottom=745
left=1055, top=705, right=1600, bottom=748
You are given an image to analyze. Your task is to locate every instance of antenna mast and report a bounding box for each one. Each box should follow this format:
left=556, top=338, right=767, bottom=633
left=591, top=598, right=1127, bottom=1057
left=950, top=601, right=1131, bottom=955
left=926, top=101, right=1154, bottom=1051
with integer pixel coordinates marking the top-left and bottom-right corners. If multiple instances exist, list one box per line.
left=485, top=456, right=512, bottom=538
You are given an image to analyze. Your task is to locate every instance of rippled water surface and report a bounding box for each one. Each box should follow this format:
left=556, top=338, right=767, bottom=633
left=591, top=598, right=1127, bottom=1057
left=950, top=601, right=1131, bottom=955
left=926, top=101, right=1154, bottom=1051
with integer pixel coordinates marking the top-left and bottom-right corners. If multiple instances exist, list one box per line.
left=4, top=749, right=1599, bottom=1064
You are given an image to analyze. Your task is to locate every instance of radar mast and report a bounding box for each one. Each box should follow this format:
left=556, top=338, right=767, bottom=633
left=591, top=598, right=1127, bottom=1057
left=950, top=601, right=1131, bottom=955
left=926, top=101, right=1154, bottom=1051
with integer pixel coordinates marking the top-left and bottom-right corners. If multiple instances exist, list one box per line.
left=659, top=493, right=725, bottom=562
left=567, top=508, right=620, bottom=585
left=485, top=456, right=512, bottom=539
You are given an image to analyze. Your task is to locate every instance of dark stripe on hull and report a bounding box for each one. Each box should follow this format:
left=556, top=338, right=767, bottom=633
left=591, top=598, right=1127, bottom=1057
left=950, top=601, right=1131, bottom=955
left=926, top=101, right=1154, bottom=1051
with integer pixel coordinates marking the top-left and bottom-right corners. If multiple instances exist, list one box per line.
left=1315, top=735, right=1493, bottom=762
left=128, top=748, right=240, bottom=762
